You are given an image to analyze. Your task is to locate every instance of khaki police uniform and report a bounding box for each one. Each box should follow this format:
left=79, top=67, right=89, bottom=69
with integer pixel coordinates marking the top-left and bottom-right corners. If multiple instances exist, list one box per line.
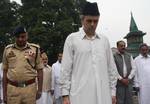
left=2, top=42, right=43, bottom=104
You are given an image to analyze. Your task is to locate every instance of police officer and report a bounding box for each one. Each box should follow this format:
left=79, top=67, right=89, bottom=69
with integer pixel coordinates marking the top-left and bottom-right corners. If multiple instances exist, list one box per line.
left=2, top=26, right=43, bottom=104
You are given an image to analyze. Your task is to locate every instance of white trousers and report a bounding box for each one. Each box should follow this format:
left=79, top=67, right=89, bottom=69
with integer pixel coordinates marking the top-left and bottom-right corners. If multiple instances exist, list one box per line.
left=36, top=92, right=53, bottom=104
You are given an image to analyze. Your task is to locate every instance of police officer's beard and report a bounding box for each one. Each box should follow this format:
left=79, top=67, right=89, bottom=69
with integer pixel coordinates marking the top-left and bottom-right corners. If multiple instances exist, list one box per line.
left=17, top=42, right=26, bottom=47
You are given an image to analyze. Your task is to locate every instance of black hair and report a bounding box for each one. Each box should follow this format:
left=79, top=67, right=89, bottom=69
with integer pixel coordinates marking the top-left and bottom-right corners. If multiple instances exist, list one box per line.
left=139, top=43, right=148, bottom=50
left=116, top=40, right=125, bottom=47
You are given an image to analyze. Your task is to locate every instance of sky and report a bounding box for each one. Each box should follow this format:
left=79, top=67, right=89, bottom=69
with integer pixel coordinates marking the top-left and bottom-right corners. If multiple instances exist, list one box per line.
left=12, top=0, right=150, bottom=47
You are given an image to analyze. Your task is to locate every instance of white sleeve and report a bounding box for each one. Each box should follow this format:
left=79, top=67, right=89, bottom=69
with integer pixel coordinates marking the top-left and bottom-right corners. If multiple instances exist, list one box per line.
left=128, top=56, right=136, bottom=79
left=51, top=65, right=55, bottom=90
left=106, top=38, right=118, bottom=96
left=60, top=35, right=73, bottom=96
left=133, top=59, right=139, bottom=87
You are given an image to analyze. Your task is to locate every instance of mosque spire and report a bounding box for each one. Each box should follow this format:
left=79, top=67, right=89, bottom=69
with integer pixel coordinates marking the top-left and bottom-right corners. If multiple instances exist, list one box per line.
left=130, top=12, right=138, bottom=32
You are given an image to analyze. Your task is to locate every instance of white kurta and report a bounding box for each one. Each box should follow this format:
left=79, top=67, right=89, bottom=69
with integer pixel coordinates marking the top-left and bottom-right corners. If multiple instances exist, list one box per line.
left=36, top=65, right=53, bottom=104
left=52, top=61, right=62, bottom=99
left=134, top=55, right=150, bottom=104
left=36, top=92, right=53, bottom=104
left=60, top=28, right=118, bottom=104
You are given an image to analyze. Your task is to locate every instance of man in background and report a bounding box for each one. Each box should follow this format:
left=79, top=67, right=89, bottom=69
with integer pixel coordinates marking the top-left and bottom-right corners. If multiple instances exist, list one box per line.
left=134, top=43, right=150, bottom=104
left=37, top=52, right=53, bottom=104
left=113, top=40, right=136, bottom=104
left=2, top=26, right=43, bottom=104
left=52, top=52, right=63, bottom=104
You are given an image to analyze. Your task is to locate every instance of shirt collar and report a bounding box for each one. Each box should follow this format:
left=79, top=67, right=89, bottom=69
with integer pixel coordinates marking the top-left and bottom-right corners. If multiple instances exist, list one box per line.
left=13, top=42, right=31, bottom=50
left=56, top=60, right=61, bottom=64
left=79, top=27, right=100, bottom=40
left=116, top=50, right=123, bottom=55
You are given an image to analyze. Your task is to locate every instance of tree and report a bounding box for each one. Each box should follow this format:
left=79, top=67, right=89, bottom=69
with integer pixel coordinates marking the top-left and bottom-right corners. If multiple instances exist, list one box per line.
left=19, top=0, right=86, bottom=64
left=0, top=0, right=20, bottom=61
left=0, top=0, right=86, bottom=64
left=38, top=0, right=86, bottom=64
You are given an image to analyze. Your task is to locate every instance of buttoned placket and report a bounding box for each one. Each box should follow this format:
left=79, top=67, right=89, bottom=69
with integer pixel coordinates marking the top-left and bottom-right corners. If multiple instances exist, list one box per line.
left=87, top=38, right=96, bottom=68
left=90, top=38, right=102, bottom=103
left=89, top=39, right=97, bottom=78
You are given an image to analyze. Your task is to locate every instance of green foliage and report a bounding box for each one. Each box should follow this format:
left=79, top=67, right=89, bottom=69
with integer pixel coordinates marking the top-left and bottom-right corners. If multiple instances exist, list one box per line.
left=0, top=0, right=20, bottom=61
left=0, top=0, right=86, bottom=64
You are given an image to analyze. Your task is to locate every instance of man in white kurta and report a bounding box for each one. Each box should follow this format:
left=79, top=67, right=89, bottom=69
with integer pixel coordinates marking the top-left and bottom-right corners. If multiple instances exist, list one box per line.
left=36, top=53, right=53, bottom=104
left=52, top=53, right=63, bottom=104
left=60, top=2, right=118, bottom=104
left=134, top=43, right=150, bottom=104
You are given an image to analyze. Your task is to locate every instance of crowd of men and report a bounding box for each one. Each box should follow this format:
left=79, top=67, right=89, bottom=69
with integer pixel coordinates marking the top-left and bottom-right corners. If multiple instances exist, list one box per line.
left=0, top=1, right=150, bottom=104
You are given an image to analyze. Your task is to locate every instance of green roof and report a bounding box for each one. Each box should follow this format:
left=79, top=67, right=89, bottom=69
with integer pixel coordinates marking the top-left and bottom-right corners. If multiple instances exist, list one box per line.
left=130, top=12, right=138, bottom=32
left=124, top=12, right=146, bottom=39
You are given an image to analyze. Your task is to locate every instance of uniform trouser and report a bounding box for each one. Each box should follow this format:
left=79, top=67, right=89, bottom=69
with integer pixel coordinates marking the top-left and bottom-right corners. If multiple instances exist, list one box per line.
left=7, top=83, right=37, bottom=104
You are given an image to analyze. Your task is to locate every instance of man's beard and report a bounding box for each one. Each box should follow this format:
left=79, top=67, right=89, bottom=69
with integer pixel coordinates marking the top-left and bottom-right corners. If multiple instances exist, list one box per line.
left=143, top=53, right=148, bottom=58
left=58, top=60, right=61, bottom=63
left=87, top=27, right=95, bottom=35
left=17, top=42, right=26, bottom=47
left=83, top=25, right=95, bottom=35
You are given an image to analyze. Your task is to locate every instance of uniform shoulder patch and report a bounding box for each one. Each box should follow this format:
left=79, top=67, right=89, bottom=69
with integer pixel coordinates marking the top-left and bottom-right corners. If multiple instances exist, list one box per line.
left=5, top=44, right=14, bottom=49
left=30, top=43, right=40, bottom=48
